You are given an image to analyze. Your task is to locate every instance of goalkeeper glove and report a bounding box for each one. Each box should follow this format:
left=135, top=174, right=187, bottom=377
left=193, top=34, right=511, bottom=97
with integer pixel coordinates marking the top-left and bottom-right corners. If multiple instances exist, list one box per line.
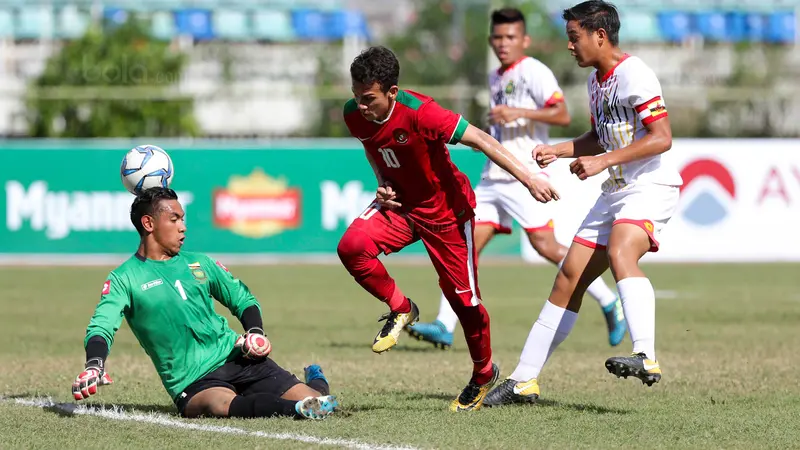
left=72, top=358, right=113, bottom=401
left=235, top=327, right=272, bottom=359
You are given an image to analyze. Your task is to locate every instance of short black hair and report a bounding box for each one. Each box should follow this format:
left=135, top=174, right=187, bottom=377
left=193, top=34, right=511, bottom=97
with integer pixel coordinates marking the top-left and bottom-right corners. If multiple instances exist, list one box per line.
left=130, top=187, right=179, bottom=236
left=350, top=46, right=400, bottom=93
left=562, top=0, right=620, bottom=46
left=491, top=8, right=526, bottom=34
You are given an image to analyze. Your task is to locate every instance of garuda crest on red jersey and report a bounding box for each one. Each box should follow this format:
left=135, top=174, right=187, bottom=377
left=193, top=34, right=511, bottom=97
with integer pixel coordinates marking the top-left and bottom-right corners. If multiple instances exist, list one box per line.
left=393, top=128, right=409, bottom=144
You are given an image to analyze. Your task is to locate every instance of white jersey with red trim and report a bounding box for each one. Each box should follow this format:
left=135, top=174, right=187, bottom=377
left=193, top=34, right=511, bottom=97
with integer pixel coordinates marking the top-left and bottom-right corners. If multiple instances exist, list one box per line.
left=588, top=55, right=683, bottom=192
left=484, top=57, right=565, bottom=181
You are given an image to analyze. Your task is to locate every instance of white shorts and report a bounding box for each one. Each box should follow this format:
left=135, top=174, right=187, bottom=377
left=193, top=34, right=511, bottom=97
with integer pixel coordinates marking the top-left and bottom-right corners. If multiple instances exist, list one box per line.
left=474, top=179, right=554, bottom=234
left=574, top=183, right=680, bottom=252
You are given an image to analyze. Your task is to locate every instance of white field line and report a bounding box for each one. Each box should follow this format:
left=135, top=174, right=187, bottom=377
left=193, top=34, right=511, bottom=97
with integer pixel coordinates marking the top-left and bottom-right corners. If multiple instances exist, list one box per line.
left=7, top=397, right=420, bottom=450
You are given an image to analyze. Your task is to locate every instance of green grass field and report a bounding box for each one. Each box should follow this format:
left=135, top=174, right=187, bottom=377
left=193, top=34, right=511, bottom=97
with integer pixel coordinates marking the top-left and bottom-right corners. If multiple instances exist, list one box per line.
left=2, top=262, right=800, bottom=449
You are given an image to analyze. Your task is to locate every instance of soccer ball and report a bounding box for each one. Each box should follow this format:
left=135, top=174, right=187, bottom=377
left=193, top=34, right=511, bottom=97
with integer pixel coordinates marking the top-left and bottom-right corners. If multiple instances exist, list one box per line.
left=120, top=145, right=174, bottom=194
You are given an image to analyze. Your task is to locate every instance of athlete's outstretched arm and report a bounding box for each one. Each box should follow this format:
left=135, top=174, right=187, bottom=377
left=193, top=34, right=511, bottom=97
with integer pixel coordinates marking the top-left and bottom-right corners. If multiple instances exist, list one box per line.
left=74, top=274, right=128, bottom=400
left=460, top=124, right=560, bottom=202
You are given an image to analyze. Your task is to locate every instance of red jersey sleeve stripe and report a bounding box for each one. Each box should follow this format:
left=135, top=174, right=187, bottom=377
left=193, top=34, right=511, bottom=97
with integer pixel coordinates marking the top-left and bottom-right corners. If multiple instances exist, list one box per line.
left=641, top=111, right=668, bottom=125
left=448, top=116, right=469, bottom=144
left=635, top=96, right=662, bottom=113
left=637, top=96, right=668, bottom=125
left=544, top=91, right=565, bottom=107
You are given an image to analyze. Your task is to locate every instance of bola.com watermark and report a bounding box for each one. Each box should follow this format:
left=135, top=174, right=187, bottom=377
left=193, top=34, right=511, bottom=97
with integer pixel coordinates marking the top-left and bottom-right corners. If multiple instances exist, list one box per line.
left=79, top=55, right=184, bottom=85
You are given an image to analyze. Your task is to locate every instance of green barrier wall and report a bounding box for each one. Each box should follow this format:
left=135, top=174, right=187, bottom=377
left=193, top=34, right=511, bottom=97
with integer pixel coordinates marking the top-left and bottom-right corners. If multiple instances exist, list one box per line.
left=0, top=140, right=524, bottom=256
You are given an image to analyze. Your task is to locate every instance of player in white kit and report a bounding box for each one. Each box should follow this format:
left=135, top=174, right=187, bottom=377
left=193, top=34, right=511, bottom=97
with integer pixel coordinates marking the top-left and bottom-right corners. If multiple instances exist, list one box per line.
left=405, top=7, right=626, bottom=350
left=484, top=0, right=683, bottom=406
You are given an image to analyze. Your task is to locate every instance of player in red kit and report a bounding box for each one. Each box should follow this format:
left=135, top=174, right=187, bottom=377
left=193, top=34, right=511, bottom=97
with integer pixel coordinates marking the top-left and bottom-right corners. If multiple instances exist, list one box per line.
left=337, top=46, right=560, bottom=412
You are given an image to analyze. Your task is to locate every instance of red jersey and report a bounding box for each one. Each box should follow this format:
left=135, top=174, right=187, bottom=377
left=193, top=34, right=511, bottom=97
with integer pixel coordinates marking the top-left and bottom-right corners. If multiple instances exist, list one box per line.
left=343, top=90, right=475, bottom=227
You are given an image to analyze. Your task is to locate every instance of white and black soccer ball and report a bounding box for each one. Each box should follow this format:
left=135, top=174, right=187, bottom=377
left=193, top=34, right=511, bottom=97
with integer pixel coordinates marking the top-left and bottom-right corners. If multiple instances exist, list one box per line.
left=120, top=145, right=174, bottom=195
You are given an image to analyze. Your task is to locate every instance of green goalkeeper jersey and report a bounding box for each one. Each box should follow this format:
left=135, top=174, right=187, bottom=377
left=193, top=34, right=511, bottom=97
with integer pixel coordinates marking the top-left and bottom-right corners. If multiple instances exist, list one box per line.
left=84, top=251, right=260, bottom=400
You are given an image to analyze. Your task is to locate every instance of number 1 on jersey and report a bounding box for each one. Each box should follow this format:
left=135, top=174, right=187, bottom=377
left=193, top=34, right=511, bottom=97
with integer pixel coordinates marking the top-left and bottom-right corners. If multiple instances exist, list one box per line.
left=378, top=148, right=401, bottom=168
left=175, top=280, right=187, bottom=300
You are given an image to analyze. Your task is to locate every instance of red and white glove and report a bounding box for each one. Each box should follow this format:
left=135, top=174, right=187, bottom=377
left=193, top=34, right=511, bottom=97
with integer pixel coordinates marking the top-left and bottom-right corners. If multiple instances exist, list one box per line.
left=72, top=359, right=113, bottom=401
left=235, top=328, right=272, bottom=359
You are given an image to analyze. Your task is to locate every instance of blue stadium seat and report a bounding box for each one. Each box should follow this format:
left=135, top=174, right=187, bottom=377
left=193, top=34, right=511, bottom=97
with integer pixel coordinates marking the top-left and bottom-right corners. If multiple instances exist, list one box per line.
left=766, top=11, right=795, bottom=44
left=657, top=11, right=693, bottom=43
left=695, top=11, right=728, bottom=42
left=57, top=5, right=90, bottom=39
left=16, top=6, right=55, bottom=39
left=174, top=8, right=214, bottom=40
left=291, top=9, right=328, bottom=41
left=103, top=7, right=130, bottom=26
left=618, top=12, right=661, bottom=43
left=213, top=9, right=249, bottom=41
left=251, top=10, right=295, bottom=42
left=151, top=10, right=177, bottom=40
left=0, top=9, right=13, bottom=38
left=327, top=10, right=370, bottom=40
left=742, top=13, right=766, bottom=42
left=723, top=12, right=747, bottom=42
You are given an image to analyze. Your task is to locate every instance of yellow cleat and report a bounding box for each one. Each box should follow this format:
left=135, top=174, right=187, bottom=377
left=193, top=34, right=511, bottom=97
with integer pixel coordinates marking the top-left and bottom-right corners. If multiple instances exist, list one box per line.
left=372, top=300, right=419, bottom=353
left=450, top=363, right=500, bottom=412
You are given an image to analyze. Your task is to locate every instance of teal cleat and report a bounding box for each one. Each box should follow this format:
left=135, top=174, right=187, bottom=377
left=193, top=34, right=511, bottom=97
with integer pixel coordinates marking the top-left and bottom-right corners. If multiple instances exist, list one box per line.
left=602, top=297, right=627, bottom=347
left=304, top=364, right=328, bottom=385
left=405, top=320, right=454, bottom=350
left=295, top=395, right=338, bottom=420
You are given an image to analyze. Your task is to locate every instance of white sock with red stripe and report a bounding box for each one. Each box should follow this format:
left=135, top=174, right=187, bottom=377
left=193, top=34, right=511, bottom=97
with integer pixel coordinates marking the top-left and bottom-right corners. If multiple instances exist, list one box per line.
left=510, top=300, right=578, bottom=382
left=558, top=258, right=617, bottom=308
left=435, top=293, right=459, bottom=333
left=617, top=277, right=656, bottom=360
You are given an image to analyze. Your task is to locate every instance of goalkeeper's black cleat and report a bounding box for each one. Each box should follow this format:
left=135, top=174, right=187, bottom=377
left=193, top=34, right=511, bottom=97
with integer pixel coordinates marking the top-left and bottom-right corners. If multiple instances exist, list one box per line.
left=450, top=363, right=500, bottom=412
left=605, top=352, right=661, bottom=386
left=483, top=378, right=540, bottom=407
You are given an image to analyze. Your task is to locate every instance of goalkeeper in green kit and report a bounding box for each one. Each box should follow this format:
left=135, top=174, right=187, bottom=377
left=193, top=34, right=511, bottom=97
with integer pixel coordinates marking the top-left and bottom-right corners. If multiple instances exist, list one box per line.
left=72, top=187, right=338, bottom=420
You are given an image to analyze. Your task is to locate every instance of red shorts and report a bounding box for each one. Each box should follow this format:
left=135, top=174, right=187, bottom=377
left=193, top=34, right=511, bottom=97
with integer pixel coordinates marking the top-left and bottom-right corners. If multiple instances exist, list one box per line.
left=347, top=202, right=482, bottom=307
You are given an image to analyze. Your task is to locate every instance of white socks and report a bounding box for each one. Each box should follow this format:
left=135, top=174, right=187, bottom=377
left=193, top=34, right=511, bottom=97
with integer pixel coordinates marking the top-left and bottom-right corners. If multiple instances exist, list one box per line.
left=435, top=293, right=459, bottom=333
left=557, top=258, right=617, bottom=309
left=617, top=277, right=656, bottom=360
left=510, top=300, right=578, bottom=382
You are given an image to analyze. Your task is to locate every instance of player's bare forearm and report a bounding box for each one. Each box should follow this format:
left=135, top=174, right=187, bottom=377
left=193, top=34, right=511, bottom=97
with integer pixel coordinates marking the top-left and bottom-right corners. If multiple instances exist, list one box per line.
left=461, top=124, right=533, bottom=184
left=558, top=128, right=604, bottom=158
left=599, top=117, right=672, bottom=166
left=518, top=103, right=570, bottom=127
left=365, top=150, right=385, bottom=185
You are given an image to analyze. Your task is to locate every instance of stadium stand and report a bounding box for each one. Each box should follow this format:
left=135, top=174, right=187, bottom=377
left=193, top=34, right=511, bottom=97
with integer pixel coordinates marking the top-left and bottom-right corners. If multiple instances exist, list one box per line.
left=0, top=0, right=372, bottom=42
left=0, top=0, right=793, bottom=43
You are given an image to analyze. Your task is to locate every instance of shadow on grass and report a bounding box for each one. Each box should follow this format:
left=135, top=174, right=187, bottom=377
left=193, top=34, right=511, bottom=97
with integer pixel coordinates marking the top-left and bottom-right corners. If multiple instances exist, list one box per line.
left=326, top=341, right=466, bottom=353
left=5, top=393, right=177, bottom=417
left=340, top=391, right=629, bottom=415
left=524, top=398, right=629, bottom=415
